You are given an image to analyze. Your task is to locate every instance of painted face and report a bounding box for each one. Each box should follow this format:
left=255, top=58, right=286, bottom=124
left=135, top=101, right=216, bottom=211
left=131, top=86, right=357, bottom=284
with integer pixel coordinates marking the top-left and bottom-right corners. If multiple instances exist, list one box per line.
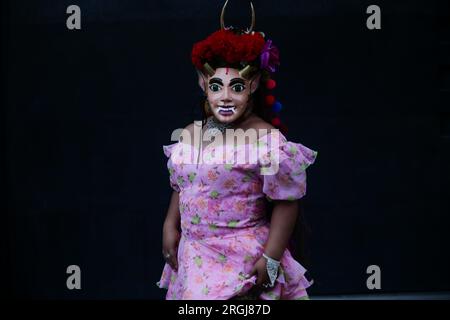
left=205, top=67, right=258, bottom=124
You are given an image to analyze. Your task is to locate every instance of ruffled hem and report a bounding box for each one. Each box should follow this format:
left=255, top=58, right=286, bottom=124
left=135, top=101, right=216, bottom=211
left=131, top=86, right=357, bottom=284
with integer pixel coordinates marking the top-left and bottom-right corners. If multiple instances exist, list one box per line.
left=157, top=270, right=258, bottom=300
left=156, top=230, right=313, bottom=300
left=156, top=264, right=313, bottom=300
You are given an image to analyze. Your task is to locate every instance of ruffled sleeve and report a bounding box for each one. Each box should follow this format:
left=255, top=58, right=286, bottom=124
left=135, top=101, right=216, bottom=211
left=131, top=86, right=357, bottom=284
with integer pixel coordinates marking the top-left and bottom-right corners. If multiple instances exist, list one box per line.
left=258, top=131, right=318, bottom=201
left=163, top=143, right=181, bottom=193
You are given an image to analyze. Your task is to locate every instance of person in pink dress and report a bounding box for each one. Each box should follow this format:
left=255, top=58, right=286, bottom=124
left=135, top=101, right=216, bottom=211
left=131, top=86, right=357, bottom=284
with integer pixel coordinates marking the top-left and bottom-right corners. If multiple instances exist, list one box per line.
left=157, top=1, right=318, bottom=300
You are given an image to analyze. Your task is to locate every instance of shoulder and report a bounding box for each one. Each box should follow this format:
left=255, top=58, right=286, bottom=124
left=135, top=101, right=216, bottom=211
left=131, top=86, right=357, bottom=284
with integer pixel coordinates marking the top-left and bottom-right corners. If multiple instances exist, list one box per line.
left=178, top=121, right=203, bottom=146
left=182, top=121, right=204, bottom=135
left=183, top=122, right=195, bottom=135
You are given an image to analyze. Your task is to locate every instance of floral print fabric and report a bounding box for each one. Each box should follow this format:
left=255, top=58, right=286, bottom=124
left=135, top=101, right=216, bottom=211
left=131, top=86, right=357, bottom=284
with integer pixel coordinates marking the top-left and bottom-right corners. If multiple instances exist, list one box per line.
left=157, top=131, right=317, bottom=299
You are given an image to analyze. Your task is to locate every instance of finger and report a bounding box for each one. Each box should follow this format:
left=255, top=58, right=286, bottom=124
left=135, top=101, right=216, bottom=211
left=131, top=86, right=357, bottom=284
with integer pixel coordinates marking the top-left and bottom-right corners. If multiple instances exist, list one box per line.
left=256, top=276, right=264, bottom=287
left=260, top=270, right=269, bottom=286
left=255, top=268, right=266, bottom=286
left=258, top=271, right=272, bottom=290
left=248, top=266, right=257, bottom=278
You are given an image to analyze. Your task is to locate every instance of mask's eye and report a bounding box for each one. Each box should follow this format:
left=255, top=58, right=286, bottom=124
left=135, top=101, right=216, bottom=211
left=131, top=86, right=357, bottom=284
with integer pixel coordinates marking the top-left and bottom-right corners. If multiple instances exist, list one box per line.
left=209, top=84, right=221, bottom=92
left=232, top=84, right=245, bottom=93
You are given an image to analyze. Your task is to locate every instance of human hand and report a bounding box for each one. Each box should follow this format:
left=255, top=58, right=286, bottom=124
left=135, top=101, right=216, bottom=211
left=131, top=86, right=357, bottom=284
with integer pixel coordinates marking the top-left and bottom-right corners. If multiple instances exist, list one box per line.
left=247, top=256, right=270, bottom=295
left=162, top=225, right=180, bottom=271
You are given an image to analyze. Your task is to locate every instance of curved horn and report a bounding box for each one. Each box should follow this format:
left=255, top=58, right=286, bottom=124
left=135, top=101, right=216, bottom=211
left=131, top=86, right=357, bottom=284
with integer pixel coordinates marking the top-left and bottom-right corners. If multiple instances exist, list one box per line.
left=239, top=65, right=257, bottom=79
left=248, top=2, right=255, bottom=33
left=220, top=0, right=229, bottom=30
left=203, top=62, right=215, bottom=77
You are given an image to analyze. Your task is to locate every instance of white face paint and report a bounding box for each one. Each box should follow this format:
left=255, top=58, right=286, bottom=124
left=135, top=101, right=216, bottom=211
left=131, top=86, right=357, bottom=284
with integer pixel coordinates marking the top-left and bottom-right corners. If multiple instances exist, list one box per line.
left=205, top=67, right=259, bottom=124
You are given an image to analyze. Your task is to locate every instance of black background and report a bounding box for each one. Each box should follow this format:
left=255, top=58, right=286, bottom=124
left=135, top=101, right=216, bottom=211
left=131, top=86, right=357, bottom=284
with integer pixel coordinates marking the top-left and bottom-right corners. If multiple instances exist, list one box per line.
left=2, top=0, right=449, bottom=299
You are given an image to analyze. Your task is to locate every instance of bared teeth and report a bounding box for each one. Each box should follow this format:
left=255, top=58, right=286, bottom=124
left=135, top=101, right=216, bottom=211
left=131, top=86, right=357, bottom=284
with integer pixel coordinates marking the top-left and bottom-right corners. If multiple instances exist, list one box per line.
left=218, top=106, right=236, bottom=114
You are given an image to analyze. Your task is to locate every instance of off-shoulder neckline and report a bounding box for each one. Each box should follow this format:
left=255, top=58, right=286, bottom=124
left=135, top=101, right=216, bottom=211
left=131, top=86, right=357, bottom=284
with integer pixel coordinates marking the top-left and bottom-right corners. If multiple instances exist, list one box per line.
left=164, top=130, right=288, bottom=153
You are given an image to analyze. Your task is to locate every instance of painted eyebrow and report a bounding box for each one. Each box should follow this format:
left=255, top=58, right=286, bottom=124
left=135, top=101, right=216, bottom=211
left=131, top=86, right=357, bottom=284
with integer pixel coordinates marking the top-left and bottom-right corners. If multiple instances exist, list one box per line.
left=209, top=78, right=223, bottom=85
left=229, top=78, right=245, bottom=86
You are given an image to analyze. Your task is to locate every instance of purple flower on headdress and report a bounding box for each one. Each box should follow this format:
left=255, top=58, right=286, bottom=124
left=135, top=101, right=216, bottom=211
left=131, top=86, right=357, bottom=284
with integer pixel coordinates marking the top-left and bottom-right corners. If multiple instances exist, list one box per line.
left=260, top=39, right=280, bottom=73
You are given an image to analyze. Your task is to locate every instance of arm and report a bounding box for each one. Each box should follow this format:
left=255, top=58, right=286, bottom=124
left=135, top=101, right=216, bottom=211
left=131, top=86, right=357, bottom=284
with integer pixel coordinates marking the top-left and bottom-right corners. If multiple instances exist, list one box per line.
left=249, top=200, right=299, bottom=288
left=162, top=191, right=181, bottom=271
left=163, top=190, right=181, bottom=230
left=264, top=200, right=299, bottom=260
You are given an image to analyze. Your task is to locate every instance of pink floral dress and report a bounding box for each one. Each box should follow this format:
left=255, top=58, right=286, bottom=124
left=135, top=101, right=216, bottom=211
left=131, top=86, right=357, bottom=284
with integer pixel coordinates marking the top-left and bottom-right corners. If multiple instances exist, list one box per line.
left=156, top=130, right=318, bottom=300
